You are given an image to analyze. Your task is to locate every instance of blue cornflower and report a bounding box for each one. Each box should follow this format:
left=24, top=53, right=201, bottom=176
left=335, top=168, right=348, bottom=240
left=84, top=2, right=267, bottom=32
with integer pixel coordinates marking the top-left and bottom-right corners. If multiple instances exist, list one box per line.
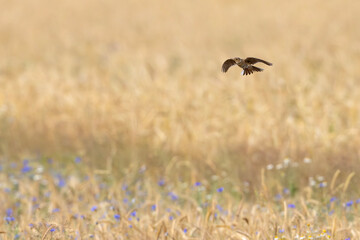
left=287, top=204, right=296, bottom=209
left=346, top=200, right=353, bottom=207
left=279, top=229, right=285, bottom=233
left=21, top=159, right=32, bottom=173
left=131, top=211, right=136, bottom=217
left=5, top=216, right=15, bottom=223
left=129, top=224, right=132, bottom=228
left=283, top=188, right=290, bottom=194
left=194, top=182, right=201, bottom=187
left=169, top=216, right=174, bottom=221
left=6, top=208, right=13, bottom=217
left=29, top=223, right=34, bottom=227
left=56, top=175, right=66, bottom=188
left=183, top=228, right=188, bottom=233
left=319, top=182, right=326, bottom=188
left=114, top=214, right=120, bottom=221
left=217, top=187, right=224, bottom=193
left=356, top=199, right=360, bottom=204
left=345, top=238, right=350, bottom=240
left=91, top=206, right=98, bottom=212
left=275, top=193, right=282, bottom=200
left=14, top=234, right=20, bottom=239
left=216, top=204, right=224, bottom=212
left=52, top=208, right=60, bottom=213
left=158, top=179, right=165, bottom=187
left=75, top=157, right=81, bottom=163
left=330, top=197, right=337, bottom=203
left=50, top=228, right=56, bottom=232
left=168, top=192, right=178, bottom=201
left=151, top=204, right=156, bottom=211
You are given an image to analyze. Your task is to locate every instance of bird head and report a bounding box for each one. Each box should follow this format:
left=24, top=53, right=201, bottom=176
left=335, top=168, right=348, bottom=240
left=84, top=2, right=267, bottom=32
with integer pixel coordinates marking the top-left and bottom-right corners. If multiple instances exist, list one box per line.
left=233, top=57, right=242, bottom=63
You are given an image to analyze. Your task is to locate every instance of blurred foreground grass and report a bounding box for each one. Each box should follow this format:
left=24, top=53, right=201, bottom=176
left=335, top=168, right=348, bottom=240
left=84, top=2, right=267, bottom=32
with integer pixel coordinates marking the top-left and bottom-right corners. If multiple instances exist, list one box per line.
left=1, top=157, right=359, bottom=239
left=1, top=0, right=360, bottom=238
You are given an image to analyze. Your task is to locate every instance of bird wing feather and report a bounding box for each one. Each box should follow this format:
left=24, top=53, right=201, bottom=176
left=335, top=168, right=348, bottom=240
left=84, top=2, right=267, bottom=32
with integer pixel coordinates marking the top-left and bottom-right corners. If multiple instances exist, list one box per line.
left=244, top=57, right=272, bottom=66
left=222, top=59, right=237, bottom=72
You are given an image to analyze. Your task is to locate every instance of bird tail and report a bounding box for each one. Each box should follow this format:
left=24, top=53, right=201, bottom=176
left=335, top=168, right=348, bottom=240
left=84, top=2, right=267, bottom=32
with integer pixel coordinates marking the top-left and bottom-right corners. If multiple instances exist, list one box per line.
left=242, top=68, right=253, bottom=75
left=251, top=66, right=263, bottom=72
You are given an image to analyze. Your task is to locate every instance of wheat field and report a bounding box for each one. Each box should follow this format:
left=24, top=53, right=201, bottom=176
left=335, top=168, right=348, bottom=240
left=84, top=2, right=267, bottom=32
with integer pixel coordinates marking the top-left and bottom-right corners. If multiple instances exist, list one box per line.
left=1, top=0, right=360, bottom=239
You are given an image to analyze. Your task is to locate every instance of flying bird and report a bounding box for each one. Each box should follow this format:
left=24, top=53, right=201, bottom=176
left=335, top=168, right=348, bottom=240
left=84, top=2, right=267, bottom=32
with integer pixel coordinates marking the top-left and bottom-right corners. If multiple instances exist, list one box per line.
left=222, top=57, right=272, bottom=75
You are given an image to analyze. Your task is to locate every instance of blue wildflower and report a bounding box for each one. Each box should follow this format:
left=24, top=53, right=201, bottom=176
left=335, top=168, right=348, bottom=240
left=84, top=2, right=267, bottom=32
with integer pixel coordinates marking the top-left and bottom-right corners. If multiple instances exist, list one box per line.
left=217, top=187, right=224, bottom=193
left=194, top=182, right=201, bottom=187
left=168, top=192, right=178, bottom=201
left=21, top=159, right=32, bottom=173
left=131, top=211, right=136, bottom=217
left=56, top=175, right=66, bottom=188
left=75, top=157, right=81, bottom=164
left=50, top=228, right=56, bottom=232
left=14, top=234, right=20, bottom=239
left=114, top=214, right=120, bottom=221
left=183, top=228, right=188, bottom=234
left=52, top=208, right=60, bottom=213
left=129, top=225, right=132, bottom=228
left=91, top=206, right=98, bottom=212
left=287, top=204, right=296, bottom=209
left=346, top=200, right=353, bottom=207
left=283, top=188, right=290, bottom=194
left=169, top=216, right=174, bottom=221
left=5, top=216, right=15, bottom=223
left=356, top=199, right=360, bottom=204
left=279, top=229, right=285, bottom=233
left=6, top=208, right=13, bottom=217
left=151, top=204, right=156, bottom=211
left=158, top=179, right=165, bottom=187
left=275, top=193, right=282, bottom=200
left=330, top=197, right=337, bottom=203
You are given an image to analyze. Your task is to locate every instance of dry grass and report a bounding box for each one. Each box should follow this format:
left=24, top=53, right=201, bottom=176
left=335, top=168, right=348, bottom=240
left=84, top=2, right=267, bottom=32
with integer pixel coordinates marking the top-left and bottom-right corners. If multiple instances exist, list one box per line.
left=1, top=0, right=360, bottom=238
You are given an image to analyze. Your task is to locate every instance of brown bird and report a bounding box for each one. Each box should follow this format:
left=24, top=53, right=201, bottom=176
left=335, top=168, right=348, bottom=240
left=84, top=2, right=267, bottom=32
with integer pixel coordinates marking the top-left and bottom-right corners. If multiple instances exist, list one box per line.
left=222, top=57, right=272, bottom=75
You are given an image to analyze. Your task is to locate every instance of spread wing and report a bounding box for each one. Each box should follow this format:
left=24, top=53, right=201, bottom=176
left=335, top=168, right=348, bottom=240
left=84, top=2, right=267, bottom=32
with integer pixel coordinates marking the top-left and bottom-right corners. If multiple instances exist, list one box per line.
left=222, top=59, right=237, bottom=72
left=244, top=57, right=272, bottom=66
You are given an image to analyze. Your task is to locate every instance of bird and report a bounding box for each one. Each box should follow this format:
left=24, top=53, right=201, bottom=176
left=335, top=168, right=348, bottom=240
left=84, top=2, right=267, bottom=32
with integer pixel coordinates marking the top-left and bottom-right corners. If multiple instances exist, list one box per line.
left=222, top=57, right=272, bottom=75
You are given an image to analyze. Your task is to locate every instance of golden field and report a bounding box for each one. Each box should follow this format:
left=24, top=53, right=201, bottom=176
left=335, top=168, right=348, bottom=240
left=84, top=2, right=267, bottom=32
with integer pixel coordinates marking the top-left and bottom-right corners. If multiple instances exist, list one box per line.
left=0, top=0, right=360, bottom=238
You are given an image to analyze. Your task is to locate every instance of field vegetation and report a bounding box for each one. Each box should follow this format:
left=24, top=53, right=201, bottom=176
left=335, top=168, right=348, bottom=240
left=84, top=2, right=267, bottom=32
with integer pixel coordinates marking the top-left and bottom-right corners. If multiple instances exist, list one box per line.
left=1, top=0, right=360, bottom=238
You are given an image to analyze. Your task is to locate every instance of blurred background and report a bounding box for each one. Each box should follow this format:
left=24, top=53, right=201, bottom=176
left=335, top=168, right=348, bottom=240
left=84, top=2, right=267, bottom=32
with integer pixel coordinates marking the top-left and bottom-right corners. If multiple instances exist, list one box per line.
left=1, top=0, right=360, bottom=187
